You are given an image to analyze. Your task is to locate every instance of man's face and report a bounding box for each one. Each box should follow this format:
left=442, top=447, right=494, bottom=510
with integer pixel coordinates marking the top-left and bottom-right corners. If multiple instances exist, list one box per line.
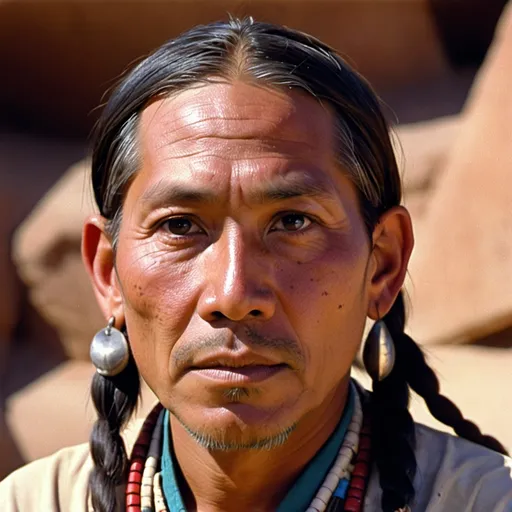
left=114, top=81, right=373, bottom=448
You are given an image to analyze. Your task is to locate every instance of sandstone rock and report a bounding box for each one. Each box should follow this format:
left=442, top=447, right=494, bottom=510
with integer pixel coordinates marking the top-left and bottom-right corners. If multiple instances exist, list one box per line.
left=5, top=361, right=96, bottom=462
left=5, top=361, right=157, bottom=464
left=406, top=3, right=512, bottom=345
left=0, top=132, right=84, bottom=356
left=394, top=115, right=461, bottom=195
left=12, top=160, right=103, bottom=360
left=394, top=115, right=461, bottom=223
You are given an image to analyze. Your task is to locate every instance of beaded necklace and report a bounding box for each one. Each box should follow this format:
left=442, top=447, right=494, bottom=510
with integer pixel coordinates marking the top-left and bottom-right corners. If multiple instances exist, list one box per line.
left=125, top=382, right=371, bottom=512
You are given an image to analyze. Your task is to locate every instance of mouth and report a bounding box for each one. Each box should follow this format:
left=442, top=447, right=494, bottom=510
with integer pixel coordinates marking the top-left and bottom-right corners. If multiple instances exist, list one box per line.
left=187, top=354, right=289, bottom=384
left=189, top=364, right=288, bottom=383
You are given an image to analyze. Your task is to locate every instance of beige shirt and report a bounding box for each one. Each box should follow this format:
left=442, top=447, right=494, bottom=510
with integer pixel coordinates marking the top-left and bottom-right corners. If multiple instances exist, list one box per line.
left=1, top=421, right=511, bottom=511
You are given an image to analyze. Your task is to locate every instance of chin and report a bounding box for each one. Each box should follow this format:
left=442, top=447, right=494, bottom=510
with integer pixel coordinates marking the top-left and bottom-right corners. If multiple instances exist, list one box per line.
left=169, top=401, right=299, bottom=452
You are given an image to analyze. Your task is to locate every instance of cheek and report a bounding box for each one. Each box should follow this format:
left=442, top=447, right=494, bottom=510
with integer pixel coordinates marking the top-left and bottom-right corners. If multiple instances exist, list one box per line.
left=281, top=232, right=369, bottom=316
left=114, top=241, right=200, bottom=374
left=117, top=241, right=197, bottom=315
left=279, top=236, right=369, bottom=384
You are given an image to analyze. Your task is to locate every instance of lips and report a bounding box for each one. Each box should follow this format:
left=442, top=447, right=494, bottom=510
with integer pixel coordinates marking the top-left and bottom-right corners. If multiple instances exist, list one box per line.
left=191, top=364, right=287, bottom=383
left=187, top=352, right=288, bottom=383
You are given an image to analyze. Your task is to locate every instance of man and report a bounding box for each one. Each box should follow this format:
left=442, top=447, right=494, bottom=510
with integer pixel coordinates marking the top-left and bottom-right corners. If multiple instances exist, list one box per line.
left=1, top=18, right=511, bottom=512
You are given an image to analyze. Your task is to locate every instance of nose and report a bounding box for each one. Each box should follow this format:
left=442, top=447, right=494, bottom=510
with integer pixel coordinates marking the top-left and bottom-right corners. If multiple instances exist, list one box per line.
left=197, top=227, right=277, bottom=323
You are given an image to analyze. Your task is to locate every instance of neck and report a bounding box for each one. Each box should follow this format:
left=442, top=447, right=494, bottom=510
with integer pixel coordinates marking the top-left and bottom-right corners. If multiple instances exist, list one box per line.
left=170, top=376, right=351, bottom=512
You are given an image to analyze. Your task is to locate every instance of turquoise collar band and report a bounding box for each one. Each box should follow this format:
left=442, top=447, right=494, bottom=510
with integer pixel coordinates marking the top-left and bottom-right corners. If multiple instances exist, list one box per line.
left=276, top=386, right=354, bottom=511
left=161, top=409, right=187, bottom=512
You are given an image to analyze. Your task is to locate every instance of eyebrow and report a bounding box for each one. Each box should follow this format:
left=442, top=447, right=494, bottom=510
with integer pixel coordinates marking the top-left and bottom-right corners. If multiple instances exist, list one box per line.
left=249, top=180, right=337, bottom=204
left=139, top=182, right=218, bottom=208
left=139, top=177, right=337, bottom=210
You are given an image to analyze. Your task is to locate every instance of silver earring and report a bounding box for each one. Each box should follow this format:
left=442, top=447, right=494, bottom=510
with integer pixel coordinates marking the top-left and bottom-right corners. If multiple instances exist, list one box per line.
left=363, top=317, right=395, bottom=382
left=90, top=316, right=129, bottom=376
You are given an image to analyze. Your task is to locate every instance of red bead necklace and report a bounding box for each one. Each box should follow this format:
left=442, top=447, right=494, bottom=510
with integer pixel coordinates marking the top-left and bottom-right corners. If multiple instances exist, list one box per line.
left=344, top=407, right=372, bottom=511
left=126, top=404, right=164, bottom=512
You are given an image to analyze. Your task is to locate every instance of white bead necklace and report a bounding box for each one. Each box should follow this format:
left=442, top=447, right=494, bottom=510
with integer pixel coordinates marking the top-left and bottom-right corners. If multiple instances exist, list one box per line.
left=305, top=381, right=363, bottom=512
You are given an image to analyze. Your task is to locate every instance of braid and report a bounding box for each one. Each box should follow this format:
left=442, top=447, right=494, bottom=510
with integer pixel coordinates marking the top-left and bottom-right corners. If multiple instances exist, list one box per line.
left=371, top=292, right=416, bottom=512
left=396, top=311, right=508, bottom=456
left=372, top=291, right=509, bottom=511
left=89, top=351, right=141, bottom=512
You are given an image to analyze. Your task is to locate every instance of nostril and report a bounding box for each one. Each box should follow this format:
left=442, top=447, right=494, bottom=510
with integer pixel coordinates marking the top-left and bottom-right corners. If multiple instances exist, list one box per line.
left=207, top=310, right=263, bottom=322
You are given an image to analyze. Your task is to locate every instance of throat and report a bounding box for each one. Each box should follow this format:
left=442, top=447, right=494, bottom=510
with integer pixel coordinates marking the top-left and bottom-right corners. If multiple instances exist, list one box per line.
left=164, top=383, right=356, bottom=512
left=168, top=415, right=302, bottom=512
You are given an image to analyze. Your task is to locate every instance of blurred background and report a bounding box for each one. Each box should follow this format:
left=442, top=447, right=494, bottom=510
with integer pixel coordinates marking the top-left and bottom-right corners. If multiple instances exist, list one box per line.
left=1, top=0, right=511, bottom=479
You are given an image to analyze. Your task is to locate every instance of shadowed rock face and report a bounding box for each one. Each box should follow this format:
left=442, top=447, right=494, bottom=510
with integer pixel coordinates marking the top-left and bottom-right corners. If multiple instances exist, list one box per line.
left=407, top=2, right=512, bottom=346
left=0, top=414, right=24, bottom=481
left=0, top=134, right=84, bottom=346
left=11, top=160, right=102, bottom=361
left=0, top=0, right=449, bottom=136
left=431, top=0, right=508, bottom=68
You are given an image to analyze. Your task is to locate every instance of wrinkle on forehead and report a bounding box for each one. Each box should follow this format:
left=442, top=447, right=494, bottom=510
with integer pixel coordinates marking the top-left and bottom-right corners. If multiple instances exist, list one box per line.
left=138, top=81, right=336, bottom=163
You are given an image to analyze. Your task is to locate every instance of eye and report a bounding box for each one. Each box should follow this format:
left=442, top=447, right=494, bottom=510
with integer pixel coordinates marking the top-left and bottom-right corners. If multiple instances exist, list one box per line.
left=271, top=213, right=312, bottom=232
left=161, top=217, right=203, bottom=236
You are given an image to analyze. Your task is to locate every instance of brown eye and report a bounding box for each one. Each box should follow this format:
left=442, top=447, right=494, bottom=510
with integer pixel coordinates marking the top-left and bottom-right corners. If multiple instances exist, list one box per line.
left=162, top=217, right=202, bottom=236
left=272, top=213, right=312, bottom=232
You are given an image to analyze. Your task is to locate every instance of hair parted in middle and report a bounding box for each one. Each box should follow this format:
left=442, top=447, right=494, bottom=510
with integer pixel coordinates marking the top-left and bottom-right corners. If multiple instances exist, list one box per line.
left=87, top=17, right=508, bottom=512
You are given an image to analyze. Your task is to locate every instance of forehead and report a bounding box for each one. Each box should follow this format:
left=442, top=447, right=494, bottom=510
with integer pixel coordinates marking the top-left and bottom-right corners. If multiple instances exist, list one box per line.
left=127, top=80, right=357, bottom=211
left=139, top=80, right=337, bottom=166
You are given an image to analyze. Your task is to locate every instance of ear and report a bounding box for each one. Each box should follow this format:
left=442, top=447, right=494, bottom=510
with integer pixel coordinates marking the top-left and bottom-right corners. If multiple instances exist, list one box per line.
left=82, top=214, right=125, bottom=327
left=367, top=206, right=414, bottom=319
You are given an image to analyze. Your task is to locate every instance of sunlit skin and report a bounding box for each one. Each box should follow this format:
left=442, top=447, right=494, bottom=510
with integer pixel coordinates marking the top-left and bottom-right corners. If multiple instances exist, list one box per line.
left=83, top=81, right=413, bottom=511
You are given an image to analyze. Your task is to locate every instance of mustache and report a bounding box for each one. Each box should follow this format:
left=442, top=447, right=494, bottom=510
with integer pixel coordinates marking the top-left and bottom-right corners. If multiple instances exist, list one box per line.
left=172, top=326, right=304, bottom=369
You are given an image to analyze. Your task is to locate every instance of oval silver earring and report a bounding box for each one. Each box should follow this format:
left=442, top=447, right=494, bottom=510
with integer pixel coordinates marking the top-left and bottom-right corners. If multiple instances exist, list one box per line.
left=362, top=314, right=395, bottom=382
left=90, top=316, right=129, bottom=376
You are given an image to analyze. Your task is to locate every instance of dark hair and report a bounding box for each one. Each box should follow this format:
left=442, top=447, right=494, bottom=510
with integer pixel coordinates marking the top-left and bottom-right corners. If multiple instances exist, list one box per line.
left=88, top=17, right=507, bottom=512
